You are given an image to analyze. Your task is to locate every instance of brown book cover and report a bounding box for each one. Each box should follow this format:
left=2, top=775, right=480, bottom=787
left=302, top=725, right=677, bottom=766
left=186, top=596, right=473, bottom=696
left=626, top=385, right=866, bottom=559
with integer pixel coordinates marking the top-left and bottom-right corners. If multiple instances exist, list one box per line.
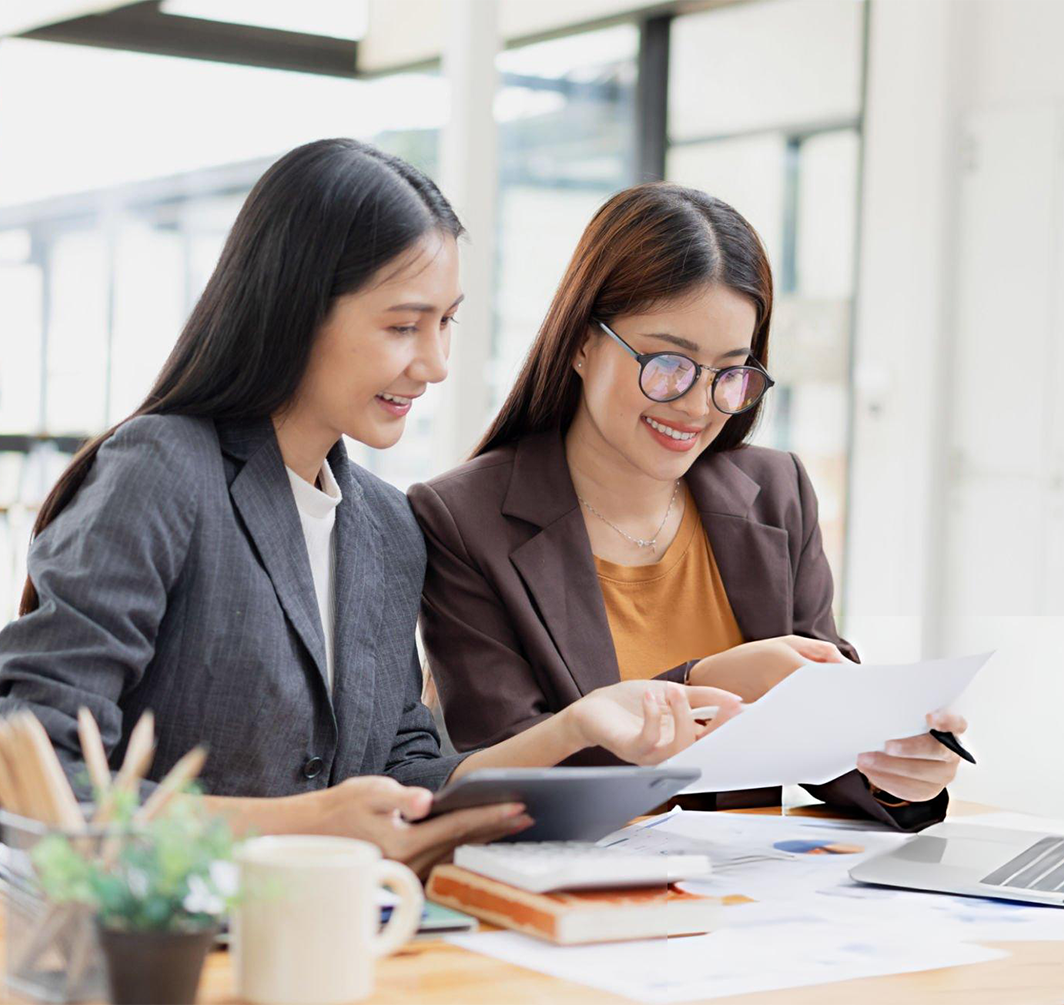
left=426, top=865, right=722, bottom=945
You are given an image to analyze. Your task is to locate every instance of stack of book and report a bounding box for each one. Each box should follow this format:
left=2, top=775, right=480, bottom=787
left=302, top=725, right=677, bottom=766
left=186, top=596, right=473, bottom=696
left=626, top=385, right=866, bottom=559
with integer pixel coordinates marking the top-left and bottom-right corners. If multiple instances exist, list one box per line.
left=427, top=865, right=722, bottom=945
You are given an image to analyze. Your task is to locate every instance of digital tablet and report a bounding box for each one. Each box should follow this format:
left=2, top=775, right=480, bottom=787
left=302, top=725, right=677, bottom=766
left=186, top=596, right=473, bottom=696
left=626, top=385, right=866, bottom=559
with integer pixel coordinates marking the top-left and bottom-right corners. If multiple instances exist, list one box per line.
left=427, top=766, right=700, bottom=842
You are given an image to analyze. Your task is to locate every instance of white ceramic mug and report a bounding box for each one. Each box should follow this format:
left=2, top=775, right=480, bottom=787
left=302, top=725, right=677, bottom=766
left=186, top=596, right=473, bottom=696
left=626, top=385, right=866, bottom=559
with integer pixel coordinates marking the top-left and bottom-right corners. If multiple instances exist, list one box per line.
left=232, top=835, right=423, bottom=1004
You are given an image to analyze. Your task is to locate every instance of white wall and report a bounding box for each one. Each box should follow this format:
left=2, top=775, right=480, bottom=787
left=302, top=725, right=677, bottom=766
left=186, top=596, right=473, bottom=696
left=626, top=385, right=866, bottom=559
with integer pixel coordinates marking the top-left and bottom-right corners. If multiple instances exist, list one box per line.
left=848, top=0, right=1064, bottom=814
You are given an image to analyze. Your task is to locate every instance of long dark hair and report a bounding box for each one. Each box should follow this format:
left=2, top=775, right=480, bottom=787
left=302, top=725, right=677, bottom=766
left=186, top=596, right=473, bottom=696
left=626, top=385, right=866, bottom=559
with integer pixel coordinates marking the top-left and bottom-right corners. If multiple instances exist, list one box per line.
left=473, top=182, right=773, bottom=457
left=21, top=137, right=462, bottom=615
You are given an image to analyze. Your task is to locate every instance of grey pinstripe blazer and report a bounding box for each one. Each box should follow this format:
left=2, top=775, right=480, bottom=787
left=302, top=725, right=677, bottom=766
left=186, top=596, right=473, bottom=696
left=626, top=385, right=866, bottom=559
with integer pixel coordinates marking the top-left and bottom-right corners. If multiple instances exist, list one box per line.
left=0, top=415, right=461, bottom=797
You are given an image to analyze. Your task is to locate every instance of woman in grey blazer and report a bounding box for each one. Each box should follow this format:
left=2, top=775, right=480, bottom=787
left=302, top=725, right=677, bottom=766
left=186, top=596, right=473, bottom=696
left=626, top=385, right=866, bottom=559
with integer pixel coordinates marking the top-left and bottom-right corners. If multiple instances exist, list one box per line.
left=0, top=142, right=741, bottom=873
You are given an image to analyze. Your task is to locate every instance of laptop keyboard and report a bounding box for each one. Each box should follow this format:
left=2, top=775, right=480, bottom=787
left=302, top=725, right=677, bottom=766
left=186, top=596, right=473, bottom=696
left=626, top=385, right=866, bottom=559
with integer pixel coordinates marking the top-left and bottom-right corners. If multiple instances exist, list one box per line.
left=981, top=836, right=1064, bottom=891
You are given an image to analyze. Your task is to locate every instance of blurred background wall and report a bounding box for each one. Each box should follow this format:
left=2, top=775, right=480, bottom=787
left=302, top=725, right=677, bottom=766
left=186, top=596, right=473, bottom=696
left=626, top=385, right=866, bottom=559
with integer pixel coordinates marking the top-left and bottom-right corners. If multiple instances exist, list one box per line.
left=0, top=0, right=1060, bottom=813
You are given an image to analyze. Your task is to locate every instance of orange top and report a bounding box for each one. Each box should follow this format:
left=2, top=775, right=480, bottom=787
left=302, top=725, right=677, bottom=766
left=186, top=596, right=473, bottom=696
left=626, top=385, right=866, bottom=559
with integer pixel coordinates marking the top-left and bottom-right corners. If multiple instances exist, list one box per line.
left=593, top=485, right=745, bottom=681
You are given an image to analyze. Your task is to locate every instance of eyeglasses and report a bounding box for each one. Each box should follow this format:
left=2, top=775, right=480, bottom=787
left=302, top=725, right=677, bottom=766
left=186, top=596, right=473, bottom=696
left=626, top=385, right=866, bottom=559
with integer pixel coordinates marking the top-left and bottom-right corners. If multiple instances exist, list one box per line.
left=593, top=319, right=775, bottom=414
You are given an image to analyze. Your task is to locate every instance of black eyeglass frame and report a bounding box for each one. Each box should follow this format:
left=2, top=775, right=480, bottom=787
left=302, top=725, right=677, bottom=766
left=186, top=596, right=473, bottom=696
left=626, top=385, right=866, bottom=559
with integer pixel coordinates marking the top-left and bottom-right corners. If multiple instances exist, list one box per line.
left=593, top=319, right=776, bottom=413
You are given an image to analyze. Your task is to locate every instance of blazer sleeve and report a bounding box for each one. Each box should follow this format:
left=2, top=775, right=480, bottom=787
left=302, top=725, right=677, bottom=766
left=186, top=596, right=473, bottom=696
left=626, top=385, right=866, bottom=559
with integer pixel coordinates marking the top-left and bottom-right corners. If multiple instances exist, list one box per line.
left=0, top=419, right=199, bottom=798
left=382, top=644, right=469, bottom=791
left=788, top=452, right=948, bottom=832
left=409, top=481, right=565, bottom=754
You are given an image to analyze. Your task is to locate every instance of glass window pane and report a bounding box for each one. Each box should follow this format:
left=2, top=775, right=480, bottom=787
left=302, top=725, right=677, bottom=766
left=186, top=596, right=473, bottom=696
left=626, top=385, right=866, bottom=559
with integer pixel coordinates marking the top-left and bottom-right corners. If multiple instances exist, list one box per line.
left=796, top=129, right=859, bottom=299
left=45, top=230, right=108, bottom=433
left=669, top=0, right=863, bottom=141
left=492, top=25, right=638, bottom=412
left=493, top=187, right=613, bottom=398
left=0, top=263, right=42, bottom=433
left=109, top=217, right=186, bottom=422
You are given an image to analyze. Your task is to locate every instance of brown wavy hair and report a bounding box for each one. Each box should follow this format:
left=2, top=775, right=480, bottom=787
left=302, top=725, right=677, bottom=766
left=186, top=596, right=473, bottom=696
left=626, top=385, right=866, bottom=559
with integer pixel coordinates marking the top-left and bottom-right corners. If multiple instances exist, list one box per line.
left=473, top=182, right=773, bottom=457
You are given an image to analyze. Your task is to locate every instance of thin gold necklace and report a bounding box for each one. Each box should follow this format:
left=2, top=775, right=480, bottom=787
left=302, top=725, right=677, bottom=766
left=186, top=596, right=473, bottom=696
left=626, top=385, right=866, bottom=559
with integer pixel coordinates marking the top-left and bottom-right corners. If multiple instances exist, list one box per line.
left=578, top=481, right=681, bottom=550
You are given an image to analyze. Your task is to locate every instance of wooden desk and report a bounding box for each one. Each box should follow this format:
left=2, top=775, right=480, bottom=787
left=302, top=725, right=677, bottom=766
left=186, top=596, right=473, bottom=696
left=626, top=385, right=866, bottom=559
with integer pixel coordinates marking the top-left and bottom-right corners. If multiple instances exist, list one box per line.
left=6, top=805, right=1064, bottom=1005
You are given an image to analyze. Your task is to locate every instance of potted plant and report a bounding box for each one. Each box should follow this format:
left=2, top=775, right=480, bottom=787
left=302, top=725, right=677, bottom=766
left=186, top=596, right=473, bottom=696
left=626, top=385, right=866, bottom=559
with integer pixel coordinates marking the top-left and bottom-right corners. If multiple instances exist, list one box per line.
left=30, top=786, right=235, bottom=1005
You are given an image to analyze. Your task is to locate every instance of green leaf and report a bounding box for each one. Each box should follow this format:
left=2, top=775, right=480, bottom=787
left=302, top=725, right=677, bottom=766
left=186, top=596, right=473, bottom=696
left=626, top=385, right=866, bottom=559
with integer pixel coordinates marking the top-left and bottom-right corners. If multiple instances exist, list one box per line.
left=30, top=783, right=235, bottom=933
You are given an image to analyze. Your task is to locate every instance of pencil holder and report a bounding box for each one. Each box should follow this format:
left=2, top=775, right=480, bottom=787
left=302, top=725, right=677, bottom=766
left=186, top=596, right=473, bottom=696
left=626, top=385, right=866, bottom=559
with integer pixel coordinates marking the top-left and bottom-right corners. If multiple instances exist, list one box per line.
left=0, top=808, right=113, bottom=1003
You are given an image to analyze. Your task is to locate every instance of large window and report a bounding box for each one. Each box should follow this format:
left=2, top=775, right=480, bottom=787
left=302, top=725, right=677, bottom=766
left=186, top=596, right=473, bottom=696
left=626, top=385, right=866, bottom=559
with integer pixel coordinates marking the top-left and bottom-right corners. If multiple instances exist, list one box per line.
left=0, top=37, right=445, bottom=618
left=667, top=0, right=865, bottom=599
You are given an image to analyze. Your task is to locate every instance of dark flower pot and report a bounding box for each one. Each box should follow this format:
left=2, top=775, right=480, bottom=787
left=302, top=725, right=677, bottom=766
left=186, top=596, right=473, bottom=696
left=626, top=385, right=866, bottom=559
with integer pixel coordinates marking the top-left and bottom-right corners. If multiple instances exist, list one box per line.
left=96, top=922, right=219, bottom=1005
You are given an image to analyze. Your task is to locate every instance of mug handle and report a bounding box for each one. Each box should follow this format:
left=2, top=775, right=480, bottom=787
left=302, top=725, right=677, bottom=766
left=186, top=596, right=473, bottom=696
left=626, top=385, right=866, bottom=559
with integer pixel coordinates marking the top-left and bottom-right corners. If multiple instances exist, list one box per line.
left=373, top=859, right=423, bottom=957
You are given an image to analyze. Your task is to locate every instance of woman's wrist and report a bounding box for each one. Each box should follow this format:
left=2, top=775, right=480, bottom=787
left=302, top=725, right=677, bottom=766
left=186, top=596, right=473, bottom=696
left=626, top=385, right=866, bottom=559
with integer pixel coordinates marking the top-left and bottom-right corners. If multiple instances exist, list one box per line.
left=555, top=702, right=592, bottom=759
left=203, top=788, right=331, bottom=837
left=455, top=705, right=588, bottom=774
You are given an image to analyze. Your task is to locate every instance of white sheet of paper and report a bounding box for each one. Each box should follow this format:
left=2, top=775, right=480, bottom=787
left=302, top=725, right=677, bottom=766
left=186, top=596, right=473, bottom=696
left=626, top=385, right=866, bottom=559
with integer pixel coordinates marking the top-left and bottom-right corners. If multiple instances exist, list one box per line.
left=965, top=810, right=1064, bottom=835
left=667, top=651, right=992, bottom=792
left=446, top=924, right=1005, bottom=1003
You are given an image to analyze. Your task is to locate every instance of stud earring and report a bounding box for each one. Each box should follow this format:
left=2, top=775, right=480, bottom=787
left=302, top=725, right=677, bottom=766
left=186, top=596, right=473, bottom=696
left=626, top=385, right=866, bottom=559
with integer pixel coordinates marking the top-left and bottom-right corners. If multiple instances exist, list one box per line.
left=576, top=362, right=583, bottom=368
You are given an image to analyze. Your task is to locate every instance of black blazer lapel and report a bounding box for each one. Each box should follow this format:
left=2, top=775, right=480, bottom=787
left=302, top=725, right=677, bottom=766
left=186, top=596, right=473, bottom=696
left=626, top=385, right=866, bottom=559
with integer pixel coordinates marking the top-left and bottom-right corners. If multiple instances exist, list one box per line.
left=223, top=423, right=331, bottom=696
left=687, top=452, right=793, bottom=642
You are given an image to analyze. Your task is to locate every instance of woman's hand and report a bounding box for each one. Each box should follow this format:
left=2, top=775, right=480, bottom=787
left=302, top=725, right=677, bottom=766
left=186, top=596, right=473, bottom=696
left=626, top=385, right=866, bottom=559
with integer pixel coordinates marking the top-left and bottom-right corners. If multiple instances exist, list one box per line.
left=851, top=710, right=970, bottom=804
left=856, top=711, right=967, bottom=804
left=565, top=681, right=743, bottom=765
left=312, top=776, right=533, bottom=878
left=686, top=636, right=847, bottom=702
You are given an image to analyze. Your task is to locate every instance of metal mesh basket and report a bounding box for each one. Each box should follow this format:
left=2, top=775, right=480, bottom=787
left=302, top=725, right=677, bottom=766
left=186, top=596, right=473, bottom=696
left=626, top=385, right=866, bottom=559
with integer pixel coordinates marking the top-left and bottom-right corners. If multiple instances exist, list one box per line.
left=0, top=809, right=113, bottom=1003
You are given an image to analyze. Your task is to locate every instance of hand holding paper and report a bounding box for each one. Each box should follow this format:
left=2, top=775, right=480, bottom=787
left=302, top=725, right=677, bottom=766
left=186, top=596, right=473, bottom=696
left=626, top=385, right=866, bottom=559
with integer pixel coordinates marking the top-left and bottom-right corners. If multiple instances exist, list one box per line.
left=667, top=652, right=991, bottom=793
left=857, top=709, right=970, bottom=803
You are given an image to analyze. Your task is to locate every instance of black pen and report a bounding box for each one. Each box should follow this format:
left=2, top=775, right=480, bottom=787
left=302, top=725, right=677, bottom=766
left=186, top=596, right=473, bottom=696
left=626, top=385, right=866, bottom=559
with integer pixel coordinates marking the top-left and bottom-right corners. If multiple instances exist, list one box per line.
left=930, top=729, right=976, bottom=764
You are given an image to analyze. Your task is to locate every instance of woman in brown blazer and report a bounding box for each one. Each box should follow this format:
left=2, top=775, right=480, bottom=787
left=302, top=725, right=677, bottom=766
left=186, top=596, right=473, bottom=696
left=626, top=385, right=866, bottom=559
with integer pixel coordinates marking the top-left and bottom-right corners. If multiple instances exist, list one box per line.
left=409, top=183, right=967, bottom=831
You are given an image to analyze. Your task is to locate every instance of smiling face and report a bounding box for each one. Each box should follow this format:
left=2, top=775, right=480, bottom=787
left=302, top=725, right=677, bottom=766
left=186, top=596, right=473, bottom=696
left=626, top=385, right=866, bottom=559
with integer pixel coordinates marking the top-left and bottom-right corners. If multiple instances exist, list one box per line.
left=573, top=282, right=758, bottom=481
left=288, top=230, right=462, bottom=451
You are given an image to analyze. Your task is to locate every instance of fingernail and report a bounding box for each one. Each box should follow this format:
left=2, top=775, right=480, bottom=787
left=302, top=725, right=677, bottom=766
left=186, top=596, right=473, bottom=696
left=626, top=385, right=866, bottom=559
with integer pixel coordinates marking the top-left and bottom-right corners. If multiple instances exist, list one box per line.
left=856, top=754, right=872, bottom=767
left=504, top=803, right=526, bottom=818
left=508, top=815, right=534, bottom=832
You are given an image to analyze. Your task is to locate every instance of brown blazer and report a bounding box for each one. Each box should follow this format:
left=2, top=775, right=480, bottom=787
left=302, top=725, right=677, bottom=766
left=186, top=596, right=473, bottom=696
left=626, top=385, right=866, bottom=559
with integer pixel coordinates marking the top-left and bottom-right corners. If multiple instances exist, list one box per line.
left=408, top=429, right=947, bottom=831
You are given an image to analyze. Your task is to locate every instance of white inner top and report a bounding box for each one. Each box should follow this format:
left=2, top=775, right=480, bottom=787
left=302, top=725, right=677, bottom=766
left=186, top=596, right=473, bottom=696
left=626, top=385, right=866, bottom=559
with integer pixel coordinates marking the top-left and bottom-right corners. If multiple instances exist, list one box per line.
left=285, top=459, right=342, bottom=692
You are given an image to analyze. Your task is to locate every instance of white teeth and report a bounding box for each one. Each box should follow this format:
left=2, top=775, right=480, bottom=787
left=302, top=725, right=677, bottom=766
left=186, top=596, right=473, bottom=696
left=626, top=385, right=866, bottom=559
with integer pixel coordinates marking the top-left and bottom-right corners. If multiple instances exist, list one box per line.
left=379, top=393, right=412, bottom=405
left=644, top=416, right=697, bottom=441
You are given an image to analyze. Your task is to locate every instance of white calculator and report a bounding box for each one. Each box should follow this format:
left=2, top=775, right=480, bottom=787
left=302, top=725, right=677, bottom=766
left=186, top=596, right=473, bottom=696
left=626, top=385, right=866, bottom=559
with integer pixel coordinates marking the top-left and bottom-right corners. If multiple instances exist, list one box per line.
left=453, top=841, right=712, bottom=893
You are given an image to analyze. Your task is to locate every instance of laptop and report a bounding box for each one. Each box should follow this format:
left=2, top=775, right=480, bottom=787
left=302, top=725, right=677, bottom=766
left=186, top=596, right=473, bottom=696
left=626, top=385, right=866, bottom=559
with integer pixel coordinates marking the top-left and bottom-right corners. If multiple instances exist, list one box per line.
left=850, top=822, right=1064, bottom=906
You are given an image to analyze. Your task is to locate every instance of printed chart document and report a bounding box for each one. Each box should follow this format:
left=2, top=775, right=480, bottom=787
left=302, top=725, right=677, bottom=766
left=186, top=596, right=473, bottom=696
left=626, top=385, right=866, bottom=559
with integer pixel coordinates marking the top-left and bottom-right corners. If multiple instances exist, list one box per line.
left=667, top=652, right=992, bottom=793
left=603, top=810, right=1064, bottom=943
left=447, top=807, right=1064, bottom=1003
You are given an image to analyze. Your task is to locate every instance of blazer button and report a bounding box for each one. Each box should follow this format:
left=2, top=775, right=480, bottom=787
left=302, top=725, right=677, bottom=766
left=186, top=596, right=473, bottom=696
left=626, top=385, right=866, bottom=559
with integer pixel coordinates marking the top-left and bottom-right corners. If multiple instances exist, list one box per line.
left=302, top=756, right=325, bottom=780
